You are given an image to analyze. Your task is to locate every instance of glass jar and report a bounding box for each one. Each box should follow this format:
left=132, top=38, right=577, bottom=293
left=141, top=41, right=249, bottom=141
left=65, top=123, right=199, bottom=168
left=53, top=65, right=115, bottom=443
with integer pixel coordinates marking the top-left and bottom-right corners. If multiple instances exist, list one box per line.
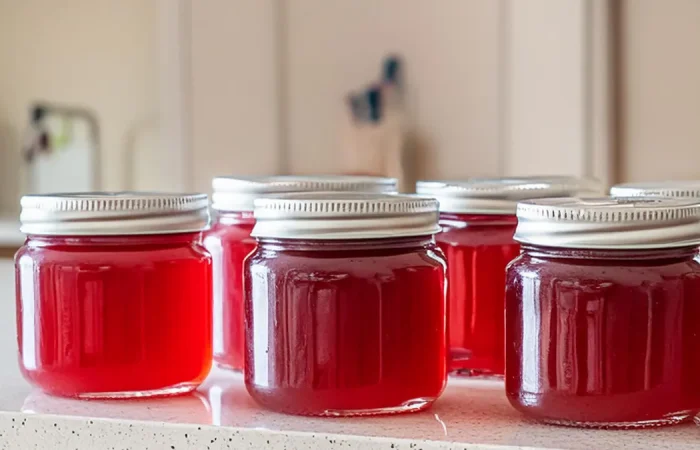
left=245, top=192, right=446, bottom=416
left=416, top=178, right=589, bottom=377
left=506, top=197, right=700, bottom=427
left=204, top=176, right=397, bottom=372
left=16, top=193, right=212, bottom=398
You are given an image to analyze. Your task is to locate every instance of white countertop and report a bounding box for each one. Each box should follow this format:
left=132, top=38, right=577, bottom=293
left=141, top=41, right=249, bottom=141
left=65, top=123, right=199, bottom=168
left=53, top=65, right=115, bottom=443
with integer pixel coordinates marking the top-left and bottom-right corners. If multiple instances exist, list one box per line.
left=0, top=260, right=698, bottom=449
left=0, top=213, right=23, bottom=247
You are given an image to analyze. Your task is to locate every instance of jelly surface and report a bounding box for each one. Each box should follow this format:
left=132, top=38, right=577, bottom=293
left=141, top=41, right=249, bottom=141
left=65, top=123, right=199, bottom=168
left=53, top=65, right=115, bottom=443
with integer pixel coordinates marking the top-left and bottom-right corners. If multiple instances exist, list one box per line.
left=435, top=213, right=520, bottom=376
left=15, top=233, right=212, bottom=398
left=505, top=246, right=700, bottom=427
left=244, top=237, right=447, bottom=416
left=204, top=211, right=256, bottom=371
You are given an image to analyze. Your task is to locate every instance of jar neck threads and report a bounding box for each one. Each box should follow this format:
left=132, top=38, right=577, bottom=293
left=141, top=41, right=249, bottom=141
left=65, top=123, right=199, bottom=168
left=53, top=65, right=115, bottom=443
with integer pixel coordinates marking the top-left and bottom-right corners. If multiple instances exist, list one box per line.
left=256, top=236, right=435, bottom=252
left=520, top=243, right=698, bottom=262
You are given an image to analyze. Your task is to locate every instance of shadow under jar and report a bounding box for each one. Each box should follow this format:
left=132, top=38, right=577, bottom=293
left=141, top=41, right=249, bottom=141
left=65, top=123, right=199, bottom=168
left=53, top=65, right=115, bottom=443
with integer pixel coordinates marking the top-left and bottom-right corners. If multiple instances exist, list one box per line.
left=15, top=192, right=213, bottom=398
left=416, top=178, right=597, bottom=378
left=244, top=192, right=447, bottom=416
left=204, top=176, right=397, bottom=372
left=506, top=196, right=700, bottom=428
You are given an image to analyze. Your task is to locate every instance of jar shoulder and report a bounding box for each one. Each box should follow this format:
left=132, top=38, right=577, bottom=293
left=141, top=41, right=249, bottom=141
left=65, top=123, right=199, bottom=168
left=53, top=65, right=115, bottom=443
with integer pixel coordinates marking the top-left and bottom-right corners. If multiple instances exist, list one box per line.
left=206, top=218, right=255, bottom=242
left=437, top=221, right=517, bottom=247
left=247, top=244, right=446, bottom=278
left=507, top=252, right=700, bottom=286
left=17, top=238, right=211, bottom=267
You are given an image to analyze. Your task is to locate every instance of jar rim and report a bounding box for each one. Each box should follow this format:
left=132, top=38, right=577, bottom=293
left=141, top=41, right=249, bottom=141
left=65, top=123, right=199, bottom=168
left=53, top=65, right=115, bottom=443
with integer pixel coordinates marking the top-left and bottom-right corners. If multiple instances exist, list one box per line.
left=20, top=192, right=209, bottom=236
left=416, top=177, right=597, bottom=214
left=514, top=196, right=700, bottom=249
left=212, top=175, right=398, bottom=211
left=251, top=192, right=440, bottom=240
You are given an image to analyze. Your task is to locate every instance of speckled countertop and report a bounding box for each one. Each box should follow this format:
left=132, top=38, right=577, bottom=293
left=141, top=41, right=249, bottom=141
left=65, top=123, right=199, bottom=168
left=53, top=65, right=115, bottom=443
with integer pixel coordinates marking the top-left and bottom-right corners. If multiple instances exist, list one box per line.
left=0, top=265, right=698, bottom=449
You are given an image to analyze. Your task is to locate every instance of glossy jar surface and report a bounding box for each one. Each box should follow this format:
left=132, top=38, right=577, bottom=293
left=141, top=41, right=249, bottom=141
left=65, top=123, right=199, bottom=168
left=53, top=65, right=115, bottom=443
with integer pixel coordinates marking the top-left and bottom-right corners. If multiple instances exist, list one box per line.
left=437, top=213, right=520, bottom=377
left=16, top=233, right=213, bottom=398
left=245, top=236, right=447, bottom=416
left=506, top=244, right=700, bottom=427
left=204, top=211, right=255, bottom=371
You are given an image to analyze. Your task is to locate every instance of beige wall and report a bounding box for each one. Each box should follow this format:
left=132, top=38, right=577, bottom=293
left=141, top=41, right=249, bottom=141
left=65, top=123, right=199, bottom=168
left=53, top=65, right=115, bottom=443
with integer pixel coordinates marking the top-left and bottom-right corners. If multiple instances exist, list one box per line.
left=188, top=0, right=603, bottom=193
left=283, top=0, right=502, bottom=180
left=190, top=0, right=280, bottom=193
left=0, top=0, right=612, bottom=205
left=0, top=0, right=158, bottom=211
left=620, top=0, right=700, bottom=182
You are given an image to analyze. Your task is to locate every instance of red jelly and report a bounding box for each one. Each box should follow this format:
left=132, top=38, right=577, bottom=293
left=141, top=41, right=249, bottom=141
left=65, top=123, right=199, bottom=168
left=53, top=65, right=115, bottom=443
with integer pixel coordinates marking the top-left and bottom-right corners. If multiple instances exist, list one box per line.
left=506, top=197, right=700, bottom=427
left=416, top=179, right=591, bottom=377
left=205, top=176, right=397, bottom=372
left=16, top=193, right=212, bottom=398
left=245, top=193, right=446, bottom=416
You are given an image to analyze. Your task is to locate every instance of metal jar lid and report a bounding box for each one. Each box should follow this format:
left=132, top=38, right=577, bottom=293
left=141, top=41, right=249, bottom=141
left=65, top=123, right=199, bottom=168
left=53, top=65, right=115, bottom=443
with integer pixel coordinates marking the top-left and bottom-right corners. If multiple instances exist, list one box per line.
left=610, top=180, right=700, bottom=199
left=514, top=197, right=700, bottom=249
left=415, top=178, right=583, bottom=215
left=251, top=192, right=440, bottom=240
left=483, top=175, right=604, bottom=196
left=20, top=192, right=209, bottom=236
left=212, top=175, right=398, bottom=212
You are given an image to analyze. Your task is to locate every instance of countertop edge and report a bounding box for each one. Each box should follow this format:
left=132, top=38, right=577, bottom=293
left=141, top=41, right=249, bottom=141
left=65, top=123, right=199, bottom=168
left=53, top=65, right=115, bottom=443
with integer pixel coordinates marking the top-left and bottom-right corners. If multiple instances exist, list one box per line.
left=0, top=411, right=547, bottom=450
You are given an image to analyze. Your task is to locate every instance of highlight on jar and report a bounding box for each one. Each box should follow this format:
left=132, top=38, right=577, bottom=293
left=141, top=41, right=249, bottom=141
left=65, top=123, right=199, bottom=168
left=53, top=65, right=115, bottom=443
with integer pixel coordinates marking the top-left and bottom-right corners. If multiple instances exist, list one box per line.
left=15, top=192, right=213, bottom=399
left=244, top=192, right=447, bottom=416
left=415, top=176, right=602, bottom=379
left=203, top=175, right=397, bottom=372
left=506, top=196, right=700, bottom=428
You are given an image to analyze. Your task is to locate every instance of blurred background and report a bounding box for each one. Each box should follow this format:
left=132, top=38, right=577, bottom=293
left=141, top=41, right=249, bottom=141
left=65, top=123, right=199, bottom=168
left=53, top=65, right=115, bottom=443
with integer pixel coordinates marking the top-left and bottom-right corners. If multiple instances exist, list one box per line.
left=0, top=0, right=699, bottom=214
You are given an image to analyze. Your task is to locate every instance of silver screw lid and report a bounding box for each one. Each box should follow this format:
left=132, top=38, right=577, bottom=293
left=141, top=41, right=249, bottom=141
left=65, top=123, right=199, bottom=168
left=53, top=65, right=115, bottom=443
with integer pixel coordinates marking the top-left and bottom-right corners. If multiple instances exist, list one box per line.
left=252, top=192, right=440, bottom=240
left=212, top=175, right=398, bottom=212
left=20, top=192, right=209, bottom=236
left=514, top=196, right=700, bottom=249
left=610, top=181, right=700, bottom=199
left=482, top=175, right=604, bottom=195
left=415, top=178, right=583, bottom=215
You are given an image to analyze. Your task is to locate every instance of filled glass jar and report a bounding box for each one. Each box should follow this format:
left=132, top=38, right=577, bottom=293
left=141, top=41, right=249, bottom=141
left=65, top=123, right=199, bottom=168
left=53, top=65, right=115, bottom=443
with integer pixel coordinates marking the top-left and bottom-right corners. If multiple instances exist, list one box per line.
left=416, top=178, right=594, bottom=377
left=16, top=192, right=213, bottom=398
left=506, top=197, right=700, bottom=427
left=204, top=176, right=397, bottom=372
left=245, top=192, right=446, bottom=416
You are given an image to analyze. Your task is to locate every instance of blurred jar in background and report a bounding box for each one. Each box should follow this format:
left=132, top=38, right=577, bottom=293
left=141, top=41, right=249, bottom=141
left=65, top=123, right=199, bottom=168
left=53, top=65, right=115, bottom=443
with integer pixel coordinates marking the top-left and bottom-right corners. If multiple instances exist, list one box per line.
left=416, top=177, right=598, bottom=378
left=204, top=176, right=397, bottom=372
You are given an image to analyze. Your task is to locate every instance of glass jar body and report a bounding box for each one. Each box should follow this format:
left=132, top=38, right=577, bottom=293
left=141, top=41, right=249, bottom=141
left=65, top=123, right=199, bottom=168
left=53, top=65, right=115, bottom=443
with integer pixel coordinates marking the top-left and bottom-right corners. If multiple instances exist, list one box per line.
left=203, top=211, right=256, bottom=371
left=244, top=237, right=447, bottom=416
left=435, top=213, right=520, bottom=376
left=15, top=233, right=213, bottom=398
left=505, top=245, right=700, bottom=427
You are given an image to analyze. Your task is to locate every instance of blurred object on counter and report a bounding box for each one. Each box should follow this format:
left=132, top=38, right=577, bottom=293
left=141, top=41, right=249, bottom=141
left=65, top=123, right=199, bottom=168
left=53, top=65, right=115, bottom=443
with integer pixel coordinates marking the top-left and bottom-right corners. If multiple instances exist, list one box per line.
left=22, top=103, right=100, bottom=194
left=341, top=55, right=410, bottom=192
left=22, top=106, right=51, bottom=164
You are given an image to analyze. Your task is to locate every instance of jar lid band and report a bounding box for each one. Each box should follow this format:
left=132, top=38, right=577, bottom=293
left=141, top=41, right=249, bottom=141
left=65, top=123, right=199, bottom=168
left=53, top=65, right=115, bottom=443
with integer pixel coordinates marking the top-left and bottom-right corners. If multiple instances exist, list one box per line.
left=212, top=175, right=398, bottom=211
left=20, top=192, right=209, bottom=236
left=611, top=181, right=700, bottom=199
left=416, top=178, right=592, bottom=215
left=251, top=192, right=440, bottom=240
left=514, top=197, right=700, bottom=249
